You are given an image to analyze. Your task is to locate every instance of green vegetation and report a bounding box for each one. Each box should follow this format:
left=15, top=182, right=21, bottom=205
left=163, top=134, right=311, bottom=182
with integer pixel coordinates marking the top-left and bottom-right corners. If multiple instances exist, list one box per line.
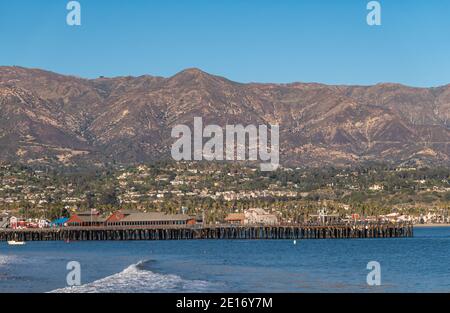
left=0, top=161, right=449, bottom=222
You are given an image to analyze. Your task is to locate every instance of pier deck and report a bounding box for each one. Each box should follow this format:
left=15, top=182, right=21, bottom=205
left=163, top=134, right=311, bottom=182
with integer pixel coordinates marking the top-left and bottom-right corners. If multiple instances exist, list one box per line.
left=0, top=224, right=413, bottom=241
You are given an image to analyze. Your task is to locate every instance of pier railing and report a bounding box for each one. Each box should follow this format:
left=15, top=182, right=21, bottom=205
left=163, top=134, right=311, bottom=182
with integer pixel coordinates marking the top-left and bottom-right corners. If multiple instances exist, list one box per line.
left=0, top=223, right=413, bottom=241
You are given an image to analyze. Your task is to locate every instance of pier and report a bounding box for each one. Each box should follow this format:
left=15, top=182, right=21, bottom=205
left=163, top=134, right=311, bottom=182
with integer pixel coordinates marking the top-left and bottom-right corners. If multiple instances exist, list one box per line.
left=0, top=223, right=413, bottom=241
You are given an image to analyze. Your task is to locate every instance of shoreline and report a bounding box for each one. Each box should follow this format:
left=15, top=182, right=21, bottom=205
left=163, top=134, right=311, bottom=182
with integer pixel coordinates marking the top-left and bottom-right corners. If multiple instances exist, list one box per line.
left=413, top=223, right=450, bottom=228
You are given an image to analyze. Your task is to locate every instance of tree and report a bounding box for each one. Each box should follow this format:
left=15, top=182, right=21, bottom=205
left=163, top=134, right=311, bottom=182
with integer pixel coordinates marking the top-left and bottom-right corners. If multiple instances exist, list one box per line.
left=100, top=189, right=119, bottom=207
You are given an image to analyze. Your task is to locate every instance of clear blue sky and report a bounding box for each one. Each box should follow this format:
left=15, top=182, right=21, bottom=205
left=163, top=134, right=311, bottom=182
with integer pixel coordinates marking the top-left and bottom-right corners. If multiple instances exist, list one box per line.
left=1, top=0, right=449, bottom=87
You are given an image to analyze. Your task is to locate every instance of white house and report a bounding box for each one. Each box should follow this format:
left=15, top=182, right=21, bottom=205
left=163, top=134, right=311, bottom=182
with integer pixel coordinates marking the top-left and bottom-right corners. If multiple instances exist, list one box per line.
left=244, top=208, right=278, bottom=225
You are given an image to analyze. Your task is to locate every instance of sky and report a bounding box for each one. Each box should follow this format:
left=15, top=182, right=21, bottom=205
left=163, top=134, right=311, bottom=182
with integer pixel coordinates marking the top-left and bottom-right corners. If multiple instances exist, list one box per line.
left=0, top=0, right=449, bottom=87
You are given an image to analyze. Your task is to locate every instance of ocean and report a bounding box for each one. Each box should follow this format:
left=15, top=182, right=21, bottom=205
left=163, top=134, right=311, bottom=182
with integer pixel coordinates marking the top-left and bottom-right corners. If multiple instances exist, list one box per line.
left=0, top=227, right=449, bottom=293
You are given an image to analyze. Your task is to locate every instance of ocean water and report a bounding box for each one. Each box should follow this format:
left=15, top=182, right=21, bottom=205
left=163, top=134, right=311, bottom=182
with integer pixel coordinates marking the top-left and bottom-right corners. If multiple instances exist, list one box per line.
left=0, top=227, right=449, bottom=293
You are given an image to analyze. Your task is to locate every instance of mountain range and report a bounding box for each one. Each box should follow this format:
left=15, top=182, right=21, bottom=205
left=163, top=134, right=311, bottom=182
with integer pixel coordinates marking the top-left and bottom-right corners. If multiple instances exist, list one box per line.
left=0, top=66, right=449, bottom=167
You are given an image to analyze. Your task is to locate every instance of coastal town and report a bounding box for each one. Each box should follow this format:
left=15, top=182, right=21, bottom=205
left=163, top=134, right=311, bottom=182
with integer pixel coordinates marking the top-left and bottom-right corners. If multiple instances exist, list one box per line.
left=0, top=161, right=449, bottom=231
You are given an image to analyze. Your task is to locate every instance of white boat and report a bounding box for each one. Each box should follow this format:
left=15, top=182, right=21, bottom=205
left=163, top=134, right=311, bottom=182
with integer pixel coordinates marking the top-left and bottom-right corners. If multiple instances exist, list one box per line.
left=7, top=240, right=26, bottom=246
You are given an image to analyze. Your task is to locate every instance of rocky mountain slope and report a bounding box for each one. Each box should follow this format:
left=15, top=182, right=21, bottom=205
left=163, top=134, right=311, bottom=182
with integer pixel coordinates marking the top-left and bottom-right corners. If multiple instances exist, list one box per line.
left=0, top=66, right=449, bottom=167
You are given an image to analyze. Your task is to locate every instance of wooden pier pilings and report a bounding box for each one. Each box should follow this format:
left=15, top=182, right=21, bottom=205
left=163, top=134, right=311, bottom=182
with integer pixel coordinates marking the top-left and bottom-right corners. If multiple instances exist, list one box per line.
left=0, top=224, right=413, bottom=242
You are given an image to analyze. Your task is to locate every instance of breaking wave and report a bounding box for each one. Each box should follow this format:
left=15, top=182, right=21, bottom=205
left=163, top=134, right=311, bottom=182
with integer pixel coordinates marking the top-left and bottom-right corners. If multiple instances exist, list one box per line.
left=50, top=260, right=213, bottom=293
left=0, top=255, right=16, bottom=267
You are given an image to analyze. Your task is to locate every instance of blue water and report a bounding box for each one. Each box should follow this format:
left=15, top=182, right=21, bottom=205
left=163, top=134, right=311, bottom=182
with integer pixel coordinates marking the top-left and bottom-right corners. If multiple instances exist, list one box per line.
left=0, top=227, right=449, bottom=293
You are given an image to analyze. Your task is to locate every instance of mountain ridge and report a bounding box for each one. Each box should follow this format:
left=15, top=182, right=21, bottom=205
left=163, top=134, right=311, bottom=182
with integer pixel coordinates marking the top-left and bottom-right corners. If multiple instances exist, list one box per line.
left=0, top=66, right=449, bottom=167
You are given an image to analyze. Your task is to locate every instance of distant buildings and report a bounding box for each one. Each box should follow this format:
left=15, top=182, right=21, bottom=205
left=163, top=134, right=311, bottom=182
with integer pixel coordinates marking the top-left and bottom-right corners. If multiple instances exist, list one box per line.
left=0, top=209, right=199, bottom=229
left=105, top=211, right=196, bottom=227
left=49, top=217, right=69, bottom=228
left=4, top=216, right=50, bottom=229
left=224, top=208, right=278, bottom=226
left=66, top=210, right=106, bottom=227
left=244, top=208, right=278, bottom=225
left=66, top=209, right=197, bottom=227
left=309, top=208, right=340, bottom=224
left=224, top=213, right=245, bottom=225
left=369, top=184, right=384, bottom=191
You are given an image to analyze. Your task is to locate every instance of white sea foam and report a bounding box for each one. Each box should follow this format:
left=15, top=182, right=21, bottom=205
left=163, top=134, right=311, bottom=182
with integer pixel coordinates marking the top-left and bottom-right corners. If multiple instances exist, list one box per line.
left=0, top=255, right=15, bottom=267
left=50, top=260, right=212, bottom=293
